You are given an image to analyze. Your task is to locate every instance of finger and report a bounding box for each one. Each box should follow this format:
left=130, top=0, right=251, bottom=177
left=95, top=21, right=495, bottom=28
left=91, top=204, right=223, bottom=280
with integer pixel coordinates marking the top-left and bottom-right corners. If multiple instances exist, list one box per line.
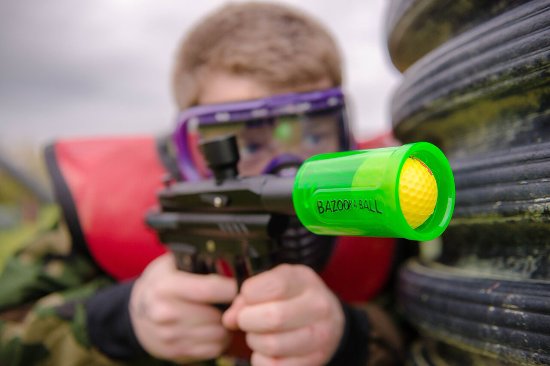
left=177, top=341, right=230, bottom=363
left=144, top=318, right=229, bottom=345
left=159, top=271, right=238, bottom=304
left=237, top=290, right=333, bottom=333
left=240, top=264, right=313, bottom=305
left=145, top=252, right=178, bottom=275
left=251, top=351, right=326, bottom=366
left=162, top=323, right=230, bottom=345
left=132, top=311, right=231, bottom=361
left=222, top=295, right=246, bottom=330
left=246, top=326, right=324, bottom=357
left=142, top=297, right=224, bottom=325
left=160, top=334, right=231, bottom=363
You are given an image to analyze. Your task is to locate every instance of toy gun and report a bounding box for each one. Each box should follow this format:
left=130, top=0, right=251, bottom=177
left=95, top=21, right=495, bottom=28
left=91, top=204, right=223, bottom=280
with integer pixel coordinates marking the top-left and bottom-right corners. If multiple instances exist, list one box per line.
left=146, top=136, right=455, bottom=283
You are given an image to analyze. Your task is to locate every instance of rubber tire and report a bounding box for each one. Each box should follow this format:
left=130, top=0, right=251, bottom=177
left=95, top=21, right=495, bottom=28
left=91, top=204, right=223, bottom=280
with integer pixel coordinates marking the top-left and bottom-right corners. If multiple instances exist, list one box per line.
left=390, top=0, right=550, bottom=154
left=399, top=260, right=550, bottom=365
left=386, top=0, right=531, bottom=72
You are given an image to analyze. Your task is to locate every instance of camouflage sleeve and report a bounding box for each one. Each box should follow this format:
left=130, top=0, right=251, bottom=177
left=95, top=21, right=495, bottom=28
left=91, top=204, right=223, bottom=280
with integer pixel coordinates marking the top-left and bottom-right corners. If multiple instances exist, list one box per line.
left=0, top=210, right=101, bottom=311
left=1, top=277, right=121, bottom=366
left=0, top=209, right=121, bottom=365
left=0, top=210, right=232, bottom=366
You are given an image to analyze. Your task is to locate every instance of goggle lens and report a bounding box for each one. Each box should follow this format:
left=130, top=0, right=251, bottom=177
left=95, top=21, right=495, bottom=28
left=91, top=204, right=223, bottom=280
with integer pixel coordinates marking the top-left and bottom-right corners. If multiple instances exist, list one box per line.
left=174, top=87, right=349, bottom=180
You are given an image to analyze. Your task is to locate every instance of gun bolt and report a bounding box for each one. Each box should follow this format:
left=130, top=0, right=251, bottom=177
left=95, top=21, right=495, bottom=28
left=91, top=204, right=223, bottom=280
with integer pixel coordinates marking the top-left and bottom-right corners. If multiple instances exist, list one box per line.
left=213, top=196, right=224, bottom=208
left=206, top=240, right=216, bottom=253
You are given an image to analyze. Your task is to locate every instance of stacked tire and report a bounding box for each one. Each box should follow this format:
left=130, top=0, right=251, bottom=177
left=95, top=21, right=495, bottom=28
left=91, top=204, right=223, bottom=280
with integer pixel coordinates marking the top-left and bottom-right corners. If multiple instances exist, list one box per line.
left=386, top=0, right=550, bottom=364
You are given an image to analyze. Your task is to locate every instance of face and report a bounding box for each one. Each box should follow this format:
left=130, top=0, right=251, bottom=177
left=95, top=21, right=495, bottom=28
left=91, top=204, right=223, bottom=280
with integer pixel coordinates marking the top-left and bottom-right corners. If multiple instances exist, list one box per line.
left=196, top=71, right=341, bottom=176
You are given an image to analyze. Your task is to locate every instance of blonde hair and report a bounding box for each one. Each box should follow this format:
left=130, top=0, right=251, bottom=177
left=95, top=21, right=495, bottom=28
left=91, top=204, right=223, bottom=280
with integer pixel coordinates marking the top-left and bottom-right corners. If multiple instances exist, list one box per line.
left=172, top=2, right=343, bottom=109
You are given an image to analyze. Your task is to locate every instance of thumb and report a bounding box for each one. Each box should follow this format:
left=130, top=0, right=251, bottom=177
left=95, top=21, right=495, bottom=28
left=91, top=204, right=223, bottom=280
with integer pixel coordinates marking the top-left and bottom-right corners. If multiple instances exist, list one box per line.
left=223, top=295, right=247, bottom=330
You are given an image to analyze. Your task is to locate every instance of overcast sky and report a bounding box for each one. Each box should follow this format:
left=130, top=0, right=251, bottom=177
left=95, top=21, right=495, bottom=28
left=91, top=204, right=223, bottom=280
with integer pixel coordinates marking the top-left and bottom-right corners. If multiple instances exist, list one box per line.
left=0, top=0, right=401, bottom=167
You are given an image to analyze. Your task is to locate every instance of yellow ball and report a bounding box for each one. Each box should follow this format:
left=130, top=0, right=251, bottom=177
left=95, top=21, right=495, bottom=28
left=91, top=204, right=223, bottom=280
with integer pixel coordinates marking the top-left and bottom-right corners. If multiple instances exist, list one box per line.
left=398, top=157, right=438, bottom=229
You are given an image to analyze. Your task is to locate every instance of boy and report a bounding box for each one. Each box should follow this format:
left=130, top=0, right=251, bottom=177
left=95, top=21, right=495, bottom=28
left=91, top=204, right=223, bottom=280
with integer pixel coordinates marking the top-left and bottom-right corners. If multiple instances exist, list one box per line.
left=0, top=2, right=401, bottom=365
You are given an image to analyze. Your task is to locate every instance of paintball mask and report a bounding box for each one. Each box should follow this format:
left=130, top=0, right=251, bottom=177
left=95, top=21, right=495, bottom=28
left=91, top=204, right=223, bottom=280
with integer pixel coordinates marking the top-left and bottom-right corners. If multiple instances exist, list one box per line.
left=173, top=87, right=351, bottom=181
left=171, top=87, right=351, bottom=272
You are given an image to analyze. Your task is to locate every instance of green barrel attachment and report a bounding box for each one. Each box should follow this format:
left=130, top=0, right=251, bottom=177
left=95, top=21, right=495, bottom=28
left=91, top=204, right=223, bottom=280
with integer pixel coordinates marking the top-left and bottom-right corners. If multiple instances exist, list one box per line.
left=292, top=142, right=455, bottom=241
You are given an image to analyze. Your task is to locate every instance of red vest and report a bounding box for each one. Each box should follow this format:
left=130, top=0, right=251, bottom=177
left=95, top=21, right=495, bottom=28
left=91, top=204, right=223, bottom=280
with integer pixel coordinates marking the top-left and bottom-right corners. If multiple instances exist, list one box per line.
left=45, top=135, right=395, bottom=303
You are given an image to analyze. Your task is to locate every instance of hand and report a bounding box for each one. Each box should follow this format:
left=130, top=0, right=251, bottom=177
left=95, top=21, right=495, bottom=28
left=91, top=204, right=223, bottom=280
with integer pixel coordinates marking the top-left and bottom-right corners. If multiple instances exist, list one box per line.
left=129, top=252, right=237, bottom=363
left=223, top=264, right=344, bottom=366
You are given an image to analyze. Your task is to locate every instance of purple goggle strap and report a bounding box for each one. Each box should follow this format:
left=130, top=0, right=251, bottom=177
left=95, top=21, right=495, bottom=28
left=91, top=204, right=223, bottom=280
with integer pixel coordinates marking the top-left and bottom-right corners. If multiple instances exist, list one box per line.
left=173, top=87, right=346, bottom=181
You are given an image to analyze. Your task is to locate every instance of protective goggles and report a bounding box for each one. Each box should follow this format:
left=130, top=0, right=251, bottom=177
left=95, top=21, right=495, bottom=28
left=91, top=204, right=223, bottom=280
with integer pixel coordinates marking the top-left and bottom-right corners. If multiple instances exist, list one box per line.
left=173, top=87, right=351, bottom=181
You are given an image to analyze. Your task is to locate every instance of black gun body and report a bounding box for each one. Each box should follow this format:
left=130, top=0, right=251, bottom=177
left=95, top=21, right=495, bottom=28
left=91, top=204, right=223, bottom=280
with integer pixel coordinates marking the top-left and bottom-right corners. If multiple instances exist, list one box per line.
left=147, top=174, right=295, bottom=282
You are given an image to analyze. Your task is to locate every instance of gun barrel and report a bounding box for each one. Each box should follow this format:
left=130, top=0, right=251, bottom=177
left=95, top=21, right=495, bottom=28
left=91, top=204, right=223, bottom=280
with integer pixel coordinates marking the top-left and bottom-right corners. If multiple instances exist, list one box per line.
left=260, top=176, right=295, bottom=215
left=157, top=175, right=295, bottom=215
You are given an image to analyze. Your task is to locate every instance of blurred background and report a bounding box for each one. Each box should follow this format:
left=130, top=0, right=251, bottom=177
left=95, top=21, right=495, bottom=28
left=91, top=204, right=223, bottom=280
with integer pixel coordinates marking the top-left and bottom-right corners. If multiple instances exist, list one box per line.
left=0, top=0, right=400, bottom=175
